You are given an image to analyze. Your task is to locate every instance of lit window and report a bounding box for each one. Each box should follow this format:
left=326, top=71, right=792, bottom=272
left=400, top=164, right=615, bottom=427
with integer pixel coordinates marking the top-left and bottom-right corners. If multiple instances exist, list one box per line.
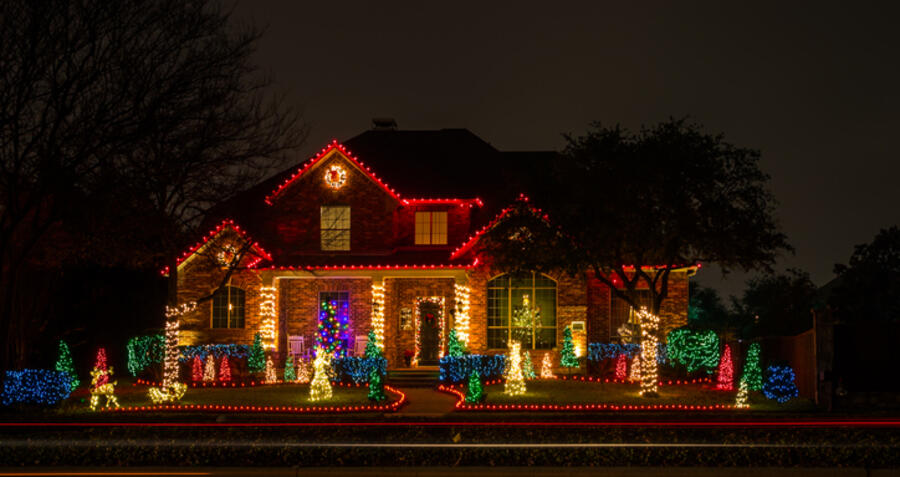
left=211, top=286, right=245, bottom=329
left=487, top=273, right=556, bottom=349
left=414, top=211, right=447, bottom=245
left=321, top=205, right=350, bottom=251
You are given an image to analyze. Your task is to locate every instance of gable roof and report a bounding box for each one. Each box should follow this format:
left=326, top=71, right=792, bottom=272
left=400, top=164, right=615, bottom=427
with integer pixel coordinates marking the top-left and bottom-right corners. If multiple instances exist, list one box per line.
left=265, top=140, right=403, bottom=205
left=162, top=219, right=272, bottom=276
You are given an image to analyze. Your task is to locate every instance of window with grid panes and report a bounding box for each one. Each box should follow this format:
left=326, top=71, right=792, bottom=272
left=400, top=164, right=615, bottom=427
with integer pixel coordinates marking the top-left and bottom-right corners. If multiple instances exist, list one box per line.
left=487, top=273, right=556, bottom=349
left=414, top=211, right=447, bottom=245
left=609, top=290, right=652, bottom=338
left=321, top=205, right=350, bottom=250
left=211, top=286, right=245, bottom=328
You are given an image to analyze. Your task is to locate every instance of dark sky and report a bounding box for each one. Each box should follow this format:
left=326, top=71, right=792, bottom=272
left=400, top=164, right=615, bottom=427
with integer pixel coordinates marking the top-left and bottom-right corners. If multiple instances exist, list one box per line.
left=234, top=1, right=900, bottom=299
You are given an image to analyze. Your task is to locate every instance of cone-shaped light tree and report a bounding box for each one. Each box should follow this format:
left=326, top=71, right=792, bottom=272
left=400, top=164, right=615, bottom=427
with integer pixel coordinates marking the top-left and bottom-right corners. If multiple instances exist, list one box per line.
left=741, top=342, right=764, bottom=391
left=54, top=340, right=79, bottom=390
left=465, top=369, right=484, bottom=403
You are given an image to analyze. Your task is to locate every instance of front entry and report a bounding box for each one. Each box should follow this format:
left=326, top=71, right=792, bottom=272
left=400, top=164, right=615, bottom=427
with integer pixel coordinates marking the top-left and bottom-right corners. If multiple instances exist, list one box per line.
left=417, top=299, right=442, bottom=366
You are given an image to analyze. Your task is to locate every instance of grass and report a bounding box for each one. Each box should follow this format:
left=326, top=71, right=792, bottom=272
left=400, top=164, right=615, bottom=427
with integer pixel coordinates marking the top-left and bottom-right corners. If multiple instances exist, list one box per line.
left=477, top=378, right=816, bottom=411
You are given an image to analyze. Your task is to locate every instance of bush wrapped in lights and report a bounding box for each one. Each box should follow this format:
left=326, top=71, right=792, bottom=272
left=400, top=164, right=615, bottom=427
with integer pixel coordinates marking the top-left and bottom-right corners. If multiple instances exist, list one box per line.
left=763, top=365, right=799, bottom=403
left=125, top=334, right=165, bottom=377
left=331, top=357, right=388, bottom=384
left=666, top=327, right=720, bottom=373
left=179, top=343, right=250, bottom=362
left=439, top=354, right=506, bottom=384
left=1, top=370, right=72, bottom=406
left=587, top=343, right=641, bottom=361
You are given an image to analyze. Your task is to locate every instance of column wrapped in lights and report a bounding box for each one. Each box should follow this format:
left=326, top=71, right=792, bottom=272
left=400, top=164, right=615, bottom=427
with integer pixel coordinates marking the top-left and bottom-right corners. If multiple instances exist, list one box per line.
left=637, top=307, right=660, bottom=397
left=258, top=285, right=278, bottom=350
left=453, top=283, right=471, bottom=345
left=148, top=302, right=194, bottom=403
left=371, top=283, right=385, bottom=349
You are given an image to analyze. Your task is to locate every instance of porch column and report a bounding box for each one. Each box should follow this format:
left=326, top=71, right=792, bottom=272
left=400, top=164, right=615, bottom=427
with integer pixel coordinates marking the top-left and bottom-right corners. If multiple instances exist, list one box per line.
left=454, top=274, right=471, bottom=346
left=257, top=273, right=278, bottom=352
left=371, top=277, right=386, bottom=349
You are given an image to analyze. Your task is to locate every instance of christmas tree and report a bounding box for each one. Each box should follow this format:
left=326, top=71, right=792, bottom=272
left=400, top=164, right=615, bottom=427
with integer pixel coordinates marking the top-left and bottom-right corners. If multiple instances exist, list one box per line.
left=203, top=354, right=216, bottom=382
left=309, top=348, right=333, bottom=401
left=264, top=356, right=277, bottom=384
left=763, top=365, right=799, bottom=403
left=367, top=366, right=386, bottom=402
left=522, top=349, right=536, bottom=379
left=560, top=327, right=579, bottom=368
left=364, top=329, right=382, bottom=359
left=735, top=378, right=749, bottom=409
left=716, top=344, right=734, bottom=391
left=296, top=358, right=310, bottom=383
left=219, top=355, right=232, bottom=382
left=629, top=355, right=641, bottom=381
left=465, top=369, right=484, bottom=403
left=316, top=299, right=349, bottom=358
left=55, top=340, right=79, bottom=389
left=248, top=333, right=265, bottom=373
left=741, top=342, right=764, bottom=391
left=284, top=355, right=296, bottom=382
left=191, top=356, right=203, bottom=382
left=504, top=341, right=526, bottom=396
left=448, top=329, right=465, bottom=357
left=540, top=352, right=555, bottom=378
left=614, top=353, right=627, bottom=380
left=92, top=348, right=109, bottom=388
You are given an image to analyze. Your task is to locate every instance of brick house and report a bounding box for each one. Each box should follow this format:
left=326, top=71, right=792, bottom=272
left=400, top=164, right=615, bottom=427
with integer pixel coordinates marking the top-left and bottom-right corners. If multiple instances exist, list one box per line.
left=173, top=128, right=697, bottom=368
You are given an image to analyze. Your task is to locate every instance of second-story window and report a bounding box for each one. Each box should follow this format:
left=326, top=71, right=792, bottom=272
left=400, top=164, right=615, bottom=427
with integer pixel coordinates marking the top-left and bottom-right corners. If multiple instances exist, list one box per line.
left=321, top=205, right=350, bottom=251
left=415, top=211, right=447, bottom=245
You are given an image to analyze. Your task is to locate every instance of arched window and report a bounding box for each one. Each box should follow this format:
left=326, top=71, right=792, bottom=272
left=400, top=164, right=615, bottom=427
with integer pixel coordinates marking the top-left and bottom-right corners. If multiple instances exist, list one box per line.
left=212, top=286, right=245, bottom=329
left=487, top=273, right=556, bottom=349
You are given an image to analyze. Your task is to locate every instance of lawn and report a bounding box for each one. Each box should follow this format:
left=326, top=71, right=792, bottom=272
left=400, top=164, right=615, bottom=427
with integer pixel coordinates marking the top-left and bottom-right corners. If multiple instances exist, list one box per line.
left=471, top=379, right=815, bottom=411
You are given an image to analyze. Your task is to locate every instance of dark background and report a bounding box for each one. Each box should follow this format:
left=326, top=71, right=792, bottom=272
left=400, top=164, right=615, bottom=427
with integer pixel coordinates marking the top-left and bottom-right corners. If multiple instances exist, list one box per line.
left=232, top=1, right=900, bottom=298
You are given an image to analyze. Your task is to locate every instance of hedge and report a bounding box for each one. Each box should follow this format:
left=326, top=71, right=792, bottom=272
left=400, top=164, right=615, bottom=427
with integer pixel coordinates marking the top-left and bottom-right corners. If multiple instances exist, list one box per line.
left=439, top=354, right=506, bottom=384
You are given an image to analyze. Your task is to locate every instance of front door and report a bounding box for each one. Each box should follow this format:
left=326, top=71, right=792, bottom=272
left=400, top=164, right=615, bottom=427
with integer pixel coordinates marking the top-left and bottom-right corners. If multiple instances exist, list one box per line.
left=418, top=300, right=441, bottom=366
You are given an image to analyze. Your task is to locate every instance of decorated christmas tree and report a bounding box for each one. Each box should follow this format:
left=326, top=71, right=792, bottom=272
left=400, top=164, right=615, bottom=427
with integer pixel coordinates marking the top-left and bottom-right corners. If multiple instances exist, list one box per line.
left=92, top=348, right=109, bottom=388
left=309, top=348, right=333, bottom=401
left=264, top=356, right=277, bottom=384
left=316, top=299, right=350, bottom=358
left=540, top=352, right=555, bottom=378
left=364, top=329, right=382, bottom=359
left=465, top=369, right=484, bottom=403
left=741, top=342, right=764, bottom=391
left=248, top=333, right=265, bottom=373
left=560, top=327, right=579, bottom=368
left=447, top=329, right=465, bottom=357
left=629, top=355, right=641, bottom=381
left=219, top=355, right=232, bottom=382
left=284, top=355, right=296, bottom=382
left=504, top=341, right=526, bottom=396
left=203, top=354, right=216, bottom=382
left=367, top=366, right=386, bottom=402
left=54, top=340, right=79, bottom=389
left=716, top=344, right=734, bottom=391
left=296, top=358, right=310, bottom=384
left=522, top=350, right=537, bottom=379
left=614, top=353, right=627, bottom=380
left=735, top=378, right=749, bottom=409
left=763, top=365, right=799, bottom=403
left=191, top=355, right=203, bottom=382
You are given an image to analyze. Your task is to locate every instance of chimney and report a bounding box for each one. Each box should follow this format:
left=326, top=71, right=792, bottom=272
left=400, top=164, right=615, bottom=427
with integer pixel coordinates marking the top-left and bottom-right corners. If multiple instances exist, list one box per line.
left=372, top=117, right=398, bottom=130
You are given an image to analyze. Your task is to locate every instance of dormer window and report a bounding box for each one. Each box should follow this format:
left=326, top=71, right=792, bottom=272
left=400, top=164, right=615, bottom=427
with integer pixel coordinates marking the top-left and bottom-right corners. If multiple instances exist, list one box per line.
left=321, top=205, right=350, bottom=250
left=415, top=211, right=447, bottom=245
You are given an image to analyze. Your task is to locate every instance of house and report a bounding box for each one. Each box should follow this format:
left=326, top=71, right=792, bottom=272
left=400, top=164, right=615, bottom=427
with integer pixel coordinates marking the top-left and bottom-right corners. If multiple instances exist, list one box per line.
left=172, top=127, right=697, bottom=368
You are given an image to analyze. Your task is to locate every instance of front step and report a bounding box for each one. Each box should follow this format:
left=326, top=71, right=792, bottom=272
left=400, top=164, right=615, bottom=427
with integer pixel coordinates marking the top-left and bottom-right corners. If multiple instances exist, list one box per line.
left=386, top=368, right=440, bottom=388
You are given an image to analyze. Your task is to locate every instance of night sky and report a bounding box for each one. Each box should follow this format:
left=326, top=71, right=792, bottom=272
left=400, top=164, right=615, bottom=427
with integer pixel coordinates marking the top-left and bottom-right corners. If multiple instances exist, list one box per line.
left=235, top=1, right=900, bottom=299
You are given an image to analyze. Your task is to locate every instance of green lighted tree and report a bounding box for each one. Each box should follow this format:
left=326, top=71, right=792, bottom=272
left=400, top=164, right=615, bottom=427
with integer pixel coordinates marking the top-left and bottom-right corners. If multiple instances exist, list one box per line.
left=364, top=330, right=382, bottom=359
left=283, top=356, right=296, bottom=382
left=448, top=329, right=465, bottom=357
left=741, top=342, right=764, bottom=391
left=54, top=340, right=79, bottom=389
left=367, top=367, right=386, bottom=402
left=560, top=327, right=579, bottom=368
left=248, top=333, right=265, bottom=373
left=465, top=369, right=484, bottom=403
left=522, top=350, right=536, bottom=379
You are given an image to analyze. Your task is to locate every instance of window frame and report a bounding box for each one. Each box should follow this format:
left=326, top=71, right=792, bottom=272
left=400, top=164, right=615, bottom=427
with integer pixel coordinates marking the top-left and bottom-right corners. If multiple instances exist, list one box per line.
left=486, top=272, right=557, bottom=350
left=210, top=285, right=245, bottom=329
left=414, top=210, right=448, bottom=245
left=609, top=289, right=652, bottom=339
left=320, top=205, right=350, bottom=251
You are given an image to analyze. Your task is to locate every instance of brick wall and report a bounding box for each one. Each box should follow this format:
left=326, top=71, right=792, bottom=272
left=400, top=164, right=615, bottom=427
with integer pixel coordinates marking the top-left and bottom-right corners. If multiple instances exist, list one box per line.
left=383, top=277, right=456, bottom=367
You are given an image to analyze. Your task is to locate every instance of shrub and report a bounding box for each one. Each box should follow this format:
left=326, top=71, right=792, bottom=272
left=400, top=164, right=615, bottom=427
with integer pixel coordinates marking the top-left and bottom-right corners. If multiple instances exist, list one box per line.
left=126, top=334, right=165, bottom=376
left=179, top=344, right=250, bottom=362
left=1, top=369, right=72, bottom=406
left=332, top=357, right=387, bottom=384
left=666, top=327, right=719, bottom=373
left=440, top=354, right=506, bottom=384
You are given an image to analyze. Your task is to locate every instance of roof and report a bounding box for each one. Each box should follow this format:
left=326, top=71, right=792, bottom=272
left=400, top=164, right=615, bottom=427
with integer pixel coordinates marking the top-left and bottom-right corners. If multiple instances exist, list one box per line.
left=162, top=219, right=272, bottom=276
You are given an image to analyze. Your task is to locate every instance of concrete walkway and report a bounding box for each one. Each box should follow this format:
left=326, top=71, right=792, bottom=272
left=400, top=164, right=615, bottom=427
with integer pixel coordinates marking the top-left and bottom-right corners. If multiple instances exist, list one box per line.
left=394, top=387, right=458, bottom=416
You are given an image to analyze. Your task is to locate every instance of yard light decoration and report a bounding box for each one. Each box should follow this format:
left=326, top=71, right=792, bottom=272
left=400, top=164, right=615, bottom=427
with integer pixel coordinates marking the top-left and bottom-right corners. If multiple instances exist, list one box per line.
left=466, top=369, right=484, bottom=403
left=284, top=355, right=296, bottom=382
left=448, top=329, right=465, bottom=358
left=219, top=355, right=232, bottom=383
left=667, top=327, right=720, bottom=373
left=324, top=164, right=347, bottom=189
left=560, top=327, right=579, bottom=368
left=763, top=365, right=799, bottom=403
left=247, top=332, right=266, bottom=372
left=89, top=348, right=119, bottom=411
left=309, top=347, right=333, bottom=402
left=454, top=283, right=471, bottom=345
left=148, top=303, right=194, bottom=404
left=367, top=366, right=386, bottom=402
left=614, top=353, right=628, bottom=380
left=264, top=356, right=277, bottom=384
left=317, top=298, right=351, bottom=358
left=522, top=350, right=537, bottom=379
left=540, top=352, right=555, bottom=378
left=54, top=340, right=79, bottom=390
left=191, top=356, right=203, bottom=382
left=258, top=286, right=278, bottom=350
left=735, top=378, right=750, bottom=409
left=716, top=344, right=734, bottom=391
left=504, top=341, right=527, bottom=396
left=629, top=355, right=641, bottom=381
left=741, top=343, right=764, bottom=391
left=296, top=357, right=311, bottom=384
left=364, top=329, right=382, bottom=359
left=637, top=307, right=660, bottom=397
left=371, top=284, right=386, bottom=349
left=202, top=354, right=216, bottom=382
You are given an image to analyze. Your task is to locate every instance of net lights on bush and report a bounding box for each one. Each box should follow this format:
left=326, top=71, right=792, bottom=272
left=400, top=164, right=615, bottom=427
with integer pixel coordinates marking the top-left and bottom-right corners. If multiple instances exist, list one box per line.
left=149, top=303, right=193, bottom=404
left=504, top=341, right=527, bottom=396
left=716, top=344, right=734, bottom=391
left=667, top=327, right=720, bottom=373
left=637, top=307, right=660, bottom=397
left=309, top=347, right=333, bottom=402
left=1, top=369, right=72, bottom=406
left=453, top=283, right=471, bottom=345
left=258, top=286, right=278, bottom=350
left=371, top=284, right=385, bottom=349
left=317, top=299, right=350, bottom=358
left=125, top=335, right=165, bottom=377
left=763, top=365, right=799, bottom=403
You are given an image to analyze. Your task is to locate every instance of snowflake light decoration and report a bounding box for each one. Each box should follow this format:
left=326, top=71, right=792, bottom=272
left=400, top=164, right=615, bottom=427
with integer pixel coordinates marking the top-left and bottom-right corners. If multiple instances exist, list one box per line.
left=324, top=164, right=347, bottom=189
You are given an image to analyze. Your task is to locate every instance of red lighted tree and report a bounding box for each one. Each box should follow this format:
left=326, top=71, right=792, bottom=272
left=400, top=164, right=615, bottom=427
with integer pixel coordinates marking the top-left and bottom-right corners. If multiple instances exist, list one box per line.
left=191, top=356, right=203, bottom=382
left=92, top=348, right=109, bottom=389
left=716, top=344, right=734, bottom=391
left=219, top=355, right=232, bottom=382
left=614, top=354, right=627, bottom=380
